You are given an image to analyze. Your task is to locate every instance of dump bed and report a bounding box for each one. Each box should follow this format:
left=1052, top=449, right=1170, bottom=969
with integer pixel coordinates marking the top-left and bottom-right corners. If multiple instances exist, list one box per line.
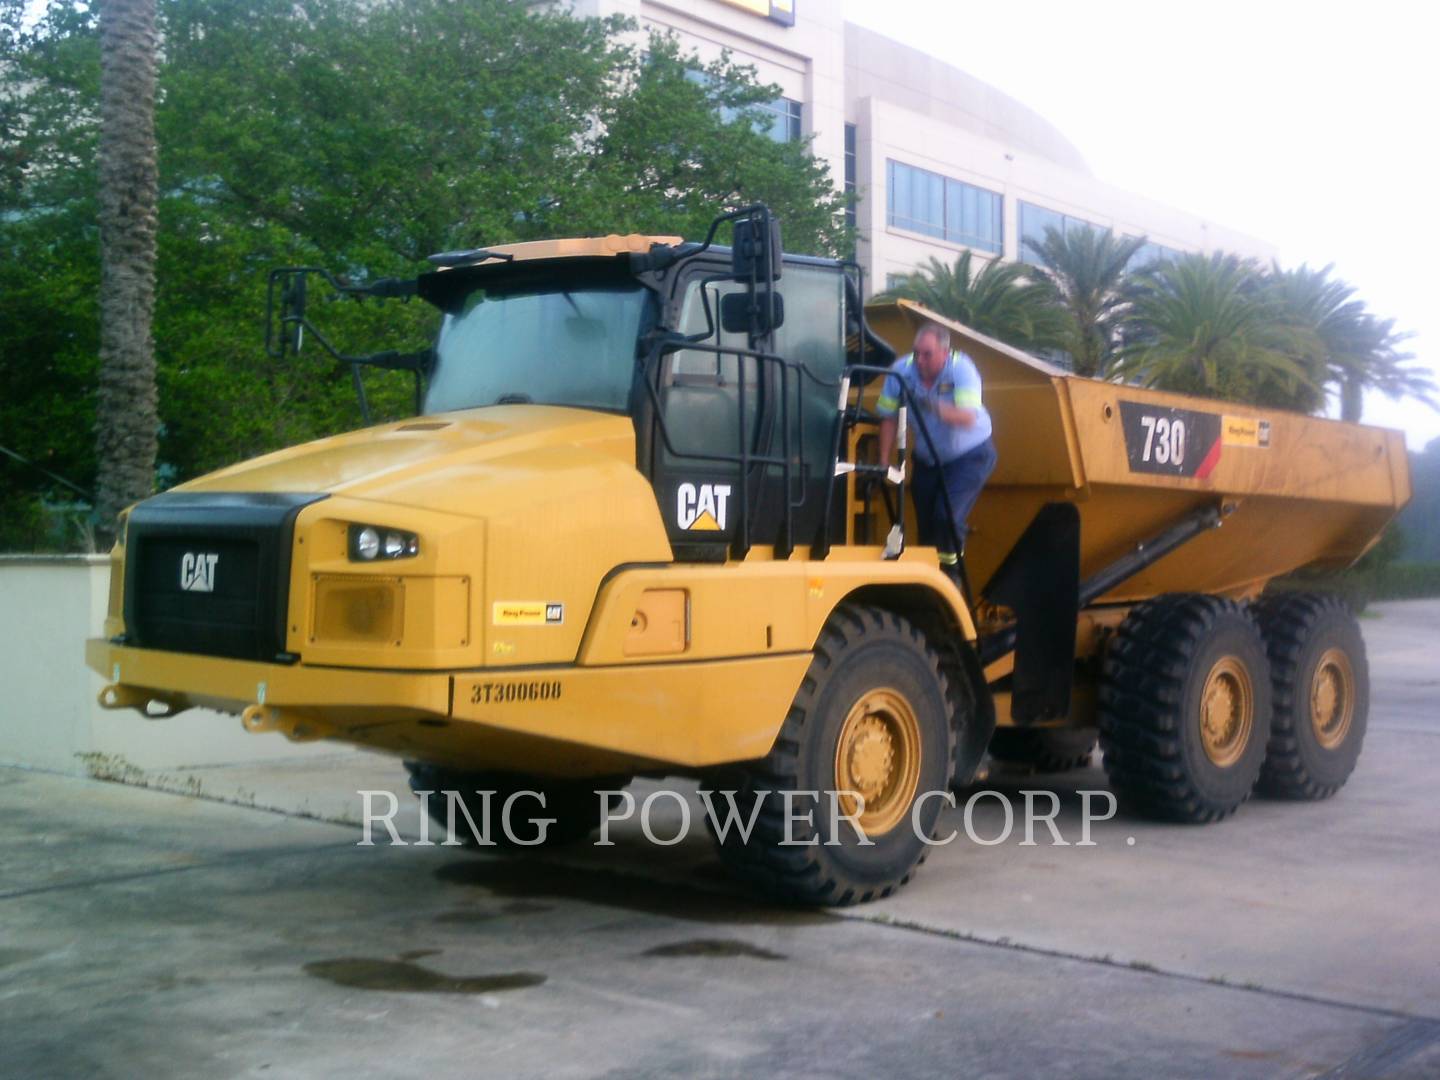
left=864, top=300, right=1412, bottom=603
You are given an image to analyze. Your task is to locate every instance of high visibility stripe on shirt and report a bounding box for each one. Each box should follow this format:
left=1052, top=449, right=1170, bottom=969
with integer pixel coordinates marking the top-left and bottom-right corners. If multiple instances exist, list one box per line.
left=877, top=394, right=899, bottom=412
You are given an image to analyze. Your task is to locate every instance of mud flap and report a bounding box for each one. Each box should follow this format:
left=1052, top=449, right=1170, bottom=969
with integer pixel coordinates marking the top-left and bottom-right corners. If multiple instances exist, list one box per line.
left=981, top=502, right=1081, bottom=724
left=951, top=642, right=997, bottom=787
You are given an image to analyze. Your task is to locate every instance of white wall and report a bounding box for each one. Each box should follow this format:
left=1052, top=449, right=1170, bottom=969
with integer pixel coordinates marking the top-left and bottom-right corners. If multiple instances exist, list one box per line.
left=0, top=557, right=341, bottom=776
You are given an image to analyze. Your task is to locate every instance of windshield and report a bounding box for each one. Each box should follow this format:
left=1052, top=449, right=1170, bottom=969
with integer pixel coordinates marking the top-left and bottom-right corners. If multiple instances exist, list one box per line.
left=424, top=281, right=652, bottom=414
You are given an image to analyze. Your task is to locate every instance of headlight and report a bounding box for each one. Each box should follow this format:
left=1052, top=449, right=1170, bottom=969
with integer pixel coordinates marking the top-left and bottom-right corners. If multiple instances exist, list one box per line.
left=348, top=524, right=419, bottom=561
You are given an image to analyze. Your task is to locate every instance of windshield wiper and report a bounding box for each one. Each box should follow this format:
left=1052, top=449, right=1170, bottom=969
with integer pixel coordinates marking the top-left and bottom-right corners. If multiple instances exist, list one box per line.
left=496, top=393, right=533, bottom=405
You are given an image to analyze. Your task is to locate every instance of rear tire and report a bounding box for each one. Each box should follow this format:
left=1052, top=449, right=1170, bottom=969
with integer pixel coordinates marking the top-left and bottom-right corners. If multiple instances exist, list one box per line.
left=711, top=604, right=957, bottom=906
left=404, top=762, right=617, bottom=848
left=1098, top=594, right=1272, bottom=823
left=1251, top=593, right=1368, bottom=799
left=988, top=727, right=1097, bottom=772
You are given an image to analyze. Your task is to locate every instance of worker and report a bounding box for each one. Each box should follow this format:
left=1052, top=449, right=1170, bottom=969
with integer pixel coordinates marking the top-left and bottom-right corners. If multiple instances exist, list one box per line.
left=875, top=321, right=997, bottom=567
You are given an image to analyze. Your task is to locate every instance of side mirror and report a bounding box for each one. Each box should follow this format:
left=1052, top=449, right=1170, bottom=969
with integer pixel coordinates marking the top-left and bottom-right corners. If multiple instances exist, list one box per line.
left=265, top=269, right=308, bottom=359
left=720, top=290, right=785, bottom=336
left=281, top=273, right=307, bottom=355
left=731, top=216, right=782, bottom=283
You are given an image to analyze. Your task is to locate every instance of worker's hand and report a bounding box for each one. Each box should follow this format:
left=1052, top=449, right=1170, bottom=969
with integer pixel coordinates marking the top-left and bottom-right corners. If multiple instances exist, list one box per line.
left=935, top=402, right=977, bottom=428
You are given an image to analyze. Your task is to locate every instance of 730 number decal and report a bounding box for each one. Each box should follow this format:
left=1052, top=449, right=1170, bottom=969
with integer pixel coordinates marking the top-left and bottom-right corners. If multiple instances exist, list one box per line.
left=1138, top=413, right=1186, bottom=467
left=1119, top=401, right=1222, bottom=479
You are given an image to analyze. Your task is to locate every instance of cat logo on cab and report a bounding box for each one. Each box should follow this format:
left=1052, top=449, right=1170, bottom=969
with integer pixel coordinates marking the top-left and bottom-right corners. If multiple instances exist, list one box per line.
left=676, top=482, right=731, bottom=531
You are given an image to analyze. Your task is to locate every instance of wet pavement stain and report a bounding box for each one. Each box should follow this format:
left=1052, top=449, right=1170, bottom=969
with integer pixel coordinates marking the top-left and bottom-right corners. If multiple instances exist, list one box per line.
left=434, top=859, right=834, bottom=927
left=501, top=900, right=553, bottom=915
left=434, top=909, right=501, bottom=925
left=642, top=939, right=786, bottom=961
left=147, top=973, right=207, bottom=992
left=304, top=957, right=545, bottom=994
left=0, top=948, right=41, bottom=969
left=434, top=899, right=555, bottom=925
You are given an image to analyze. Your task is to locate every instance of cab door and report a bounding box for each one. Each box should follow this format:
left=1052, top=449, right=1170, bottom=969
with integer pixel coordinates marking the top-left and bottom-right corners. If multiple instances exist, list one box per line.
left=648, top=260, right=847, bottom=560
left=650, top=270, right=767, bottom=559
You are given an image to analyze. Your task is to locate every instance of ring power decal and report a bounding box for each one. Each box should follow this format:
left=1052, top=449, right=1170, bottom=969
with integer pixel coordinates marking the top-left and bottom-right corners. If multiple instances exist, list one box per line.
left=1222, top=415, right=1272, bottom=448
left=492, top=602, right=565, bottom=626
left=676, top=482, right=731, bottom=532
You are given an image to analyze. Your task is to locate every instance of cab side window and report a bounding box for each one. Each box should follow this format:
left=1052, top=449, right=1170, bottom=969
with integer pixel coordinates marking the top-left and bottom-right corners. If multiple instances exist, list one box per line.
left=659, top=277, right=759, bottom=464
left=660, top=264, right=844, bottom=467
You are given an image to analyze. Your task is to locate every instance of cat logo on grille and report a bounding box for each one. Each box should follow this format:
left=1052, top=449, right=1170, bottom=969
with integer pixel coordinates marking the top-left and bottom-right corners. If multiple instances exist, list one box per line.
left=179, top=552, right=219, bottom=593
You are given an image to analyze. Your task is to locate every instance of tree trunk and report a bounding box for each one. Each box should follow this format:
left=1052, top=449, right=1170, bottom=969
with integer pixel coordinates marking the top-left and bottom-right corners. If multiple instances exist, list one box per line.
left=1340, top=373, right=1364, bottom=423
left=93, top=0, right=159, bottom=546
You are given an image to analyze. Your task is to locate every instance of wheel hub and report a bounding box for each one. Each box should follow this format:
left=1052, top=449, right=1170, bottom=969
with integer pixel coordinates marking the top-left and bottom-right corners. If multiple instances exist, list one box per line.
left=1311, top=647, right=1355, bottom=750
left=834, top=688, right=922, bottom=836
left=1200, top=655, right=1254, bottom=768
left=844, top=717, right=895, bottom=800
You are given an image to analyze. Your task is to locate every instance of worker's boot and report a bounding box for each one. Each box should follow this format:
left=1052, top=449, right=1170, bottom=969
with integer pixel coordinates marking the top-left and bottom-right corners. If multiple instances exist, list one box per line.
left=938, top=549, right=964, bottom=587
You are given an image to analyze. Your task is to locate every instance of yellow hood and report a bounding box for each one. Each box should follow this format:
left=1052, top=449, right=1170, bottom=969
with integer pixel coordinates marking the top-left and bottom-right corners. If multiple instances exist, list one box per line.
left=174, top=405, right=641, bottom=518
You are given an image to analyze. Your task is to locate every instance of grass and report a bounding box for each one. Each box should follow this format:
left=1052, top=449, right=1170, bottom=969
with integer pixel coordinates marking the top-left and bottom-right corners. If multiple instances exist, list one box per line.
left=1267, top=562, right=1440, bottom=609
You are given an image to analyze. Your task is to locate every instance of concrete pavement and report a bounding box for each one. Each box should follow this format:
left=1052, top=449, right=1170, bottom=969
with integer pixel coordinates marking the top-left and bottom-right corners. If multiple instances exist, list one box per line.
left=3, top=599, right=1439, bottom=1077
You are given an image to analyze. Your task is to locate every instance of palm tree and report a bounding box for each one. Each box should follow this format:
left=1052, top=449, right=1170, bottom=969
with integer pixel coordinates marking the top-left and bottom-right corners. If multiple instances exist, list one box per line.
left=1334, top=313, right=1430, bottom=422
left=1267, top=263, right=1432, bottom=422
left=93, top=0, right=159, bottom=544
left=877, top=251, right=1066, bottom=354
left=1024, top=225, right=1147, bottom=377
left=1114, top=252, right=1321, bottom=407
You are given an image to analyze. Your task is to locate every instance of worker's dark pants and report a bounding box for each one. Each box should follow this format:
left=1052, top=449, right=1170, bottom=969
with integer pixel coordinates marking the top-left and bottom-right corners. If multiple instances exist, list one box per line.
left=911, top=437, right=997, bottom=552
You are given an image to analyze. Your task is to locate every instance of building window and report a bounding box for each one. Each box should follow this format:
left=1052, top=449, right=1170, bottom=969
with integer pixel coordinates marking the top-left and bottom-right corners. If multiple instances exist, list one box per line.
left=685, top=68, right=801, bottom=143
left=1126, top=239, right=1182, bottom=273
left=886, top=160, right=1002, bottom=254
left=1019, top=201, right=1106, bottom=265
left=756, top=97, right=802, bottom=143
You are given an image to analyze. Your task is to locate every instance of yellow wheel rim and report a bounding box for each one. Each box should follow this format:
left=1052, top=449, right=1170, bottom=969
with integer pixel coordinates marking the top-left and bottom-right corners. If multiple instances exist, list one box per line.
left=834, top=688, right=922, bottom=836
left=1199, top=655, right=1254, bottom=768
left=1311, top=647, right=1355, bottom=750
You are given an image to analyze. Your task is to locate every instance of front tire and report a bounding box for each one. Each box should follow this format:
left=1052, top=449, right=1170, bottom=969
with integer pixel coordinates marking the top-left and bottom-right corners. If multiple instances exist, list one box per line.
left=712, top=605, right=957, bottom=906
left=1251, top=593, right=1368, bottom=799
left=1098, top=594, right=1272, bottom=823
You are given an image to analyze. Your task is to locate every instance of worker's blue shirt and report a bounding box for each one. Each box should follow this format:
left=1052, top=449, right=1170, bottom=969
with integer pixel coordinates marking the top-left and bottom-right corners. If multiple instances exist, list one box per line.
left=875, top=350, right=993, bottom=465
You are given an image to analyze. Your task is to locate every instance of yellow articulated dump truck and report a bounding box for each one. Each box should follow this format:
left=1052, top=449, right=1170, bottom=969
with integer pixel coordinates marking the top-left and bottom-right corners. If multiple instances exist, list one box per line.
left=88, top=206, right=1410, bottom=905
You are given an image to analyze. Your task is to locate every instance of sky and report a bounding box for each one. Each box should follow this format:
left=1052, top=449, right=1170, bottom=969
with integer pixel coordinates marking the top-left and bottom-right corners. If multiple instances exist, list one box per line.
left=844, top=0, right=1440, bottom=450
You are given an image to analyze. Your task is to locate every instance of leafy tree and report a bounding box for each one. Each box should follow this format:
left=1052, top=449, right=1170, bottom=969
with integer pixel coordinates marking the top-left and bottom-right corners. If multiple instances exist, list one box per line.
left=1023, top=225, right=1146, bottom=377
left=578, top=34, right=847, bottom=249
left=1113, top=252, right=1320, bottom=405
left=874, top=251, right=1066, bottom=353
left=93, top=0, right=160, bottom=542
left=1, top=0, right=104, bottom=547
left=1, top=0, right=848, bottom=550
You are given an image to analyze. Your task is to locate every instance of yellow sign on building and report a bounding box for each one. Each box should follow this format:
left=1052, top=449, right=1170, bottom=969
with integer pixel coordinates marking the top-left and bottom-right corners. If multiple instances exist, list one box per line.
left=715, top=0, right=796, bottom=27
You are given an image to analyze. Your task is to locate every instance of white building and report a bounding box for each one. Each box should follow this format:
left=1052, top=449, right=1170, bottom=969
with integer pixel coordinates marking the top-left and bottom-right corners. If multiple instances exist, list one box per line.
left=567, top=0, right=1276, bottom=291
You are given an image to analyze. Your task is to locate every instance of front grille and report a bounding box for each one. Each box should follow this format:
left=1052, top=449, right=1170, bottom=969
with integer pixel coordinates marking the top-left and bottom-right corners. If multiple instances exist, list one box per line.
left=122, top=491, right=327, bottom=662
